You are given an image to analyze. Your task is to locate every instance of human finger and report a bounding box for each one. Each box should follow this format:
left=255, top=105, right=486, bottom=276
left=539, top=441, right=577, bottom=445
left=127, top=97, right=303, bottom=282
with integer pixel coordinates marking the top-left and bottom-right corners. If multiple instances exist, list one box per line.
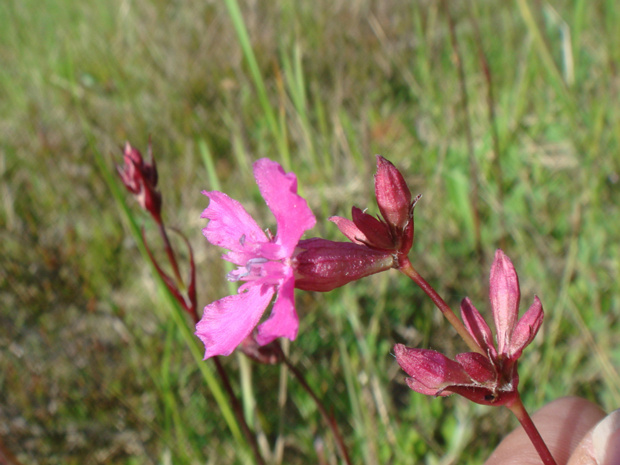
left=484, top=397, right=606, bottom=465
left=566, top=407, right=620, bottom=465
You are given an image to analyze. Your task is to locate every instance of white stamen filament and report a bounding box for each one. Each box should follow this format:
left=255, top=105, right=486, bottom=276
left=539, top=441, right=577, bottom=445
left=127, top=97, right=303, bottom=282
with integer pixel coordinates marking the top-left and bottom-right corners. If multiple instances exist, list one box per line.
left=227, top=257, right=270, bottom=282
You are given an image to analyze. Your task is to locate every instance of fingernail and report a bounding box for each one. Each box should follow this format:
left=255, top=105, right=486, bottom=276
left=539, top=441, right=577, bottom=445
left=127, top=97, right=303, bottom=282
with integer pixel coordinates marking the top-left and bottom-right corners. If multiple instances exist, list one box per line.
left=593, top=408, right=620, bottom=465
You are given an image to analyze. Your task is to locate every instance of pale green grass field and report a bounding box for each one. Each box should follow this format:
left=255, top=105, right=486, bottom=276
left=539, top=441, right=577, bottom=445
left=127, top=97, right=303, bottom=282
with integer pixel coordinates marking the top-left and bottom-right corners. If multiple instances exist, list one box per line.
left=1, top=1, right=620, bottom=464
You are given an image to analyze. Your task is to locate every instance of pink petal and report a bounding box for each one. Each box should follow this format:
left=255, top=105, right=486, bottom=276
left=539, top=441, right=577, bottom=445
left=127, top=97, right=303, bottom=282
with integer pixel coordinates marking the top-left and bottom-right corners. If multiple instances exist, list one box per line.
left=404, top=377, right=450, bottom=396
left=455, top=352, right=496, bottom=385
left=508, top=296, right=544, bottom=360
left=253, top=159, right=316, bottom=257
left=328, top=216, right=368, bottom=245
left=224, top=241, right=284, bottom=266
left=351, top=207, right=395, bottom=250
left=256, top=276, right=298, bottom=345
left=394, top=345, right=472, bottom=391
left=489, top=249, right=521, bottom=355
left=460, top=297, right=497, bottom=357
left=201, top=191, right=267, bottom=253
left=195, top=284, right=275, bottom=358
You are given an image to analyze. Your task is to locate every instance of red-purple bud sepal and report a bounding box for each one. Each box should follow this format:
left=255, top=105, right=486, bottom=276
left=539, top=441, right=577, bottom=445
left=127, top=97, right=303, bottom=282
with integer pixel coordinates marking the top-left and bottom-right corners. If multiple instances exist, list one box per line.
left=293, top=238, right=396, bottom=292
left=117, top=142, right=162, bottom=223
left=330, top=156, right=420, bottom=258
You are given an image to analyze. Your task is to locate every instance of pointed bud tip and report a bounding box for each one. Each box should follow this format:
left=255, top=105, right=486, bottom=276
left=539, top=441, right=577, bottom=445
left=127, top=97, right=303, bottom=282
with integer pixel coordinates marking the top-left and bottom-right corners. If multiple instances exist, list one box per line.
left=375, top=154, right=394, bottom=167
left=394, top=343, right=406, bottom=355
left=374, top=155, right=412, bottom=231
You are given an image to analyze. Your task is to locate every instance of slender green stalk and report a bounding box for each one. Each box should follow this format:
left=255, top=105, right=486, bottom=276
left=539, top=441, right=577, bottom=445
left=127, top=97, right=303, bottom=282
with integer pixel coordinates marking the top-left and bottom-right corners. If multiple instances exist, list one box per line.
left=90, top=137, right=253, bottom=459
left=516, top=0, right=575, bottom=111
left=274, top=343, right=289, bottom=464
left=198, top=137, right=267, bottom=464
left=223, top=0, right=291, bottom=170
left=399, top=258, right=484, bottom=356
left=214, top=356, right=266, bottom=465
left=198, top=138, right=222, bottom=191
left=442, top=0, right=483, bottom=262
left=281, top=353, right=353, bottom=465
left=468, top=2, right=507, bottom=250
left=338, top=337, right=369, bottom=463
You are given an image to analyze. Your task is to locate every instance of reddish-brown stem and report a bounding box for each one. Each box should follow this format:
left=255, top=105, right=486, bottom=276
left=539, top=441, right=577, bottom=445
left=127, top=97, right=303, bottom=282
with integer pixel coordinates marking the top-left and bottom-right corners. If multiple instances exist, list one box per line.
left=506, top=394, right=558, bottom=465
left=124, top=151, right=259, bottom=462
left=190, top=293, right=262, bottom=463
left=186, top=279, right=263, bottom=463
left=188, top=298, right=200, bottom=326
left=399, top=258, right=485, bottom=356
left=0, top=436, right=25, bottom=465
left=187, top=291, right=264, bottom=463
left=282, top=356, right=353, bottom=465
left=157, top=221, right=184, bottom=286
left=212, top=356, right=267, bottom=465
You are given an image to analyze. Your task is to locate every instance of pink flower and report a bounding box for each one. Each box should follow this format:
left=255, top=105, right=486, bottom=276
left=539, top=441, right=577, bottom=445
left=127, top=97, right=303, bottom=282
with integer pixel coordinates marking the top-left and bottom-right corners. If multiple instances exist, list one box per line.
left=117, top=142, right=162, bottom=222
left=394, top=250, right=544, bottom=406
left=196, top=159, right=316, bottom=359
left=330, top=156, right=420, bottom=258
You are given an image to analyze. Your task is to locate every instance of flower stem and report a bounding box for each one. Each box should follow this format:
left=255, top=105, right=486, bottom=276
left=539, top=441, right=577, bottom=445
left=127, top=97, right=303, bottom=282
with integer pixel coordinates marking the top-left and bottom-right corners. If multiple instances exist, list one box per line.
left=282, top=355, right=353, bottom=465
left=212, top=356, right=267, bottom=465
left=398, top=257, right=485, bottom=355
left=157, top=220, right=184, bottom=287
left=506, top=394, right=557, bottom=465
left=191, top=294, right=263, bottom=463
left=0, top=435, right=25, bottom=465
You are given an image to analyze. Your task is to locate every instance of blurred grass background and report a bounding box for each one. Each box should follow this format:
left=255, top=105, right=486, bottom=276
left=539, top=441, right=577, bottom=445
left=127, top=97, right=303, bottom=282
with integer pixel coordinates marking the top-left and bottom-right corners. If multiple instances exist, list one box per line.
left=1, top=0, right=620, bottom=463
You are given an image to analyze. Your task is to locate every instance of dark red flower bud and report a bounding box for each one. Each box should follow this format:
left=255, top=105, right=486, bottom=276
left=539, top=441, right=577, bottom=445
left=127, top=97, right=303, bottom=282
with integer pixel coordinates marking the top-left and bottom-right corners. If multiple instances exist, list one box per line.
left=330, top=156, right=420, bottom=258
left=293, top=238, right=396, bottom=292
left=375, top=155, right=412, bottom=231
left=118, top=142, right=162, bottom=222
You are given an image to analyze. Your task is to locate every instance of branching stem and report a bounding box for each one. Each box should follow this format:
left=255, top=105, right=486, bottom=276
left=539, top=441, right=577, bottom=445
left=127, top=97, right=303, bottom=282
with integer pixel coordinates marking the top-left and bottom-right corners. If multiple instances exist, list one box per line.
left=282, top=353, right=353, bottom=465
left=399, top=257, right=485, bottom=356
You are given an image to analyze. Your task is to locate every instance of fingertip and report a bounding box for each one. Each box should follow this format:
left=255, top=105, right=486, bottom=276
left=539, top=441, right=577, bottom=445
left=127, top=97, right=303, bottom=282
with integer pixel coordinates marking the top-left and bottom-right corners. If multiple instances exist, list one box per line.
left=486, top=397, right=606, bottom=465
left=568, top=408, right=620, bottom=465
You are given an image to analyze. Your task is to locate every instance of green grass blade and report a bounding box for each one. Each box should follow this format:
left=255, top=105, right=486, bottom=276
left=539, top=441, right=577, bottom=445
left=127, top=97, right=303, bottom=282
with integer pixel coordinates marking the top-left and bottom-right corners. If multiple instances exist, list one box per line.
left=223, top=0, right=291, bottom=170
left=89, top=130, right=246, bottom=451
